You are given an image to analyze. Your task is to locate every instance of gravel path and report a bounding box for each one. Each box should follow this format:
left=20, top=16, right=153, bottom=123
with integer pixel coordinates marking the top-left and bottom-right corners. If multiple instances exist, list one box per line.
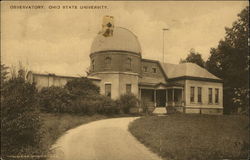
left=49, top=117, right=162, bottom=160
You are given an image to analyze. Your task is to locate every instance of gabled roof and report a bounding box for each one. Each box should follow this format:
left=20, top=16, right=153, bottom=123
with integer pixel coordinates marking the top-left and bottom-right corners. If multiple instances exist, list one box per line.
left=159, top=62, right=221, bottom=81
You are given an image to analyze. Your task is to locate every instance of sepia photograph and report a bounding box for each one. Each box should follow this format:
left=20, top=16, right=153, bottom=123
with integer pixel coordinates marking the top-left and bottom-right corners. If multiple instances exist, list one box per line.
left=1, top=1, right=249, bottom=160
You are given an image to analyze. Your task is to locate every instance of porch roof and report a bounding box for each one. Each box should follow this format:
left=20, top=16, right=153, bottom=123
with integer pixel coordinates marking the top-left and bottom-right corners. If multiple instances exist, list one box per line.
left=139, top=76, right=166, bottom=84
left=139, top=81, right=184, bottom=89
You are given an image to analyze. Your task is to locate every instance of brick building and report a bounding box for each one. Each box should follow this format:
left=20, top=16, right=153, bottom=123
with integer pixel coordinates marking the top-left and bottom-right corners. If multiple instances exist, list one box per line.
left=27, top=16, right=223, bottom=114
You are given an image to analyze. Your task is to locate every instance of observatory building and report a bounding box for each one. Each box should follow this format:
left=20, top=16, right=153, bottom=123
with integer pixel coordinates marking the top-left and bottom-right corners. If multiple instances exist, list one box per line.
left=27, top=16, right=223, bottom=114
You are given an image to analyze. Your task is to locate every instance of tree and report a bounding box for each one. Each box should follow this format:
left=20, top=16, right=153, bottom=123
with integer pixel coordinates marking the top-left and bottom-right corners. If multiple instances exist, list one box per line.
left=9, top=61, right=29, bottom=80
left=206, top=6, right=249, bottom=114
left=180, top=48, right=205, bottom=68
left=1, top=77, right=42, bottom=156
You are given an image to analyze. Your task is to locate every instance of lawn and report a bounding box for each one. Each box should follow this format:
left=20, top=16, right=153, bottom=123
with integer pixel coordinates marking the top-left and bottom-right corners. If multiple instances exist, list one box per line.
left=129, top=114, right=249, bottom=160
left=39, top=113, right=107, bottom=157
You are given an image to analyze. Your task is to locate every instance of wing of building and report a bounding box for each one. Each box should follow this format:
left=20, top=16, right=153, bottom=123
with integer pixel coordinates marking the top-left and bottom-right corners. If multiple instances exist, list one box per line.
left=28, top=17, right=223, bottom=115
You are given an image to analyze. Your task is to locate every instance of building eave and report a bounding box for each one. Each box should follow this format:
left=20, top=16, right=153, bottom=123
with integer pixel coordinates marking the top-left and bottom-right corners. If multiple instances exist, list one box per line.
left=90, top=50, right=142, bottom=58
left=168, top=76, right=223, bottom=83
left=27, top=71, right=101, bottom=81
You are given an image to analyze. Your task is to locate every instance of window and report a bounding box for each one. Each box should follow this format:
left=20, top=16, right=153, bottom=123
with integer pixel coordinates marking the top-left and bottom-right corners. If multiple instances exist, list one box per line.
left=208, top=88, right=213, bottom=103
left=92, top=59, right=95, bottom=71
left=126, top=58, right=132, bottom=70
left=190, top=87, right=195, bottom=103
left=105, top=84, right=111, bottom=98
left=143, top=66, right=148, bottom=72
left=105, top=57, right=111, bottom=69
left=152, top=68, right=157, bottom=73
left=215, top=88, right=219, bottom=103
left=126, top=84, right=132, bottom=94
left=198, top=87, right=202, bottom=103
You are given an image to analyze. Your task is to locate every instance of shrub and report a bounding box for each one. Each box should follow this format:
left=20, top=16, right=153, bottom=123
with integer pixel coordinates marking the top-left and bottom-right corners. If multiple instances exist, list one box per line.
left=98, top=96, right=119, bottom=115
left=117, top=93, right=139, bottom=114
left=141, top=99, right=155, bottom=114
left=38, top=86, right=73, bottom=113
left=64, top=77, right=100, bottom=98
left=37, top=78, right=119, bottom=115
left=71, top=95, right=119, bottom=115
left=1, top=78, right=43, bottom=156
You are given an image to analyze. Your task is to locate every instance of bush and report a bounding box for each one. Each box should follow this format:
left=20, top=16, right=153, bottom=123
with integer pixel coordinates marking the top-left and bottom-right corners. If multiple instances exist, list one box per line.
left=64, top=77, right=100, bottom=98
left=97, top=96, right=119, bottom=115
left=117, top=93, right=139, bottom=114
left=141, top=99, right=155, bottom=114
left=38, top=86, right=73, bottom=113
left=69, top=95, right=119, bottom=115
left=1, top=78, right=43, bottom=156
left=38, top=87, right=119, bottom=115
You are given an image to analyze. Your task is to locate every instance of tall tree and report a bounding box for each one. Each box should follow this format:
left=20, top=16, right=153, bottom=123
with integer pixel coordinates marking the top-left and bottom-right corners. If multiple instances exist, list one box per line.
left=206, top=6, right=249, bottom=114
left=180, top=48, right=205, bottom=68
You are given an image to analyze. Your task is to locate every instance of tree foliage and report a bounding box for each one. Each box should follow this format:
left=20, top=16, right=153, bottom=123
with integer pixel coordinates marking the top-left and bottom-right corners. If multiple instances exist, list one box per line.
left=180, top=48, right=205, bottom=68
left=206, top=6, right=249, bottom=114
left=1, top=77, right=43, bottom=155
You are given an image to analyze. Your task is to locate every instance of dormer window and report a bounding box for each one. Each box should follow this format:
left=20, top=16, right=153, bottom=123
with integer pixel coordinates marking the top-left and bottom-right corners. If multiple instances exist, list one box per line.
left=105, top=57, right=111, bottom=69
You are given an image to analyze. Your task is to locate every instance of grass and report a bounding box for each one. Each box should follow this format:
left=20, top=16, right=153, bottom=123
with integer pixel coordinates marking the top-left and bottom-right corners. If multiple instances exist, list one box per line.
left=39, top=113, right=107, bottom=156
left=129, top=114, right=249, bottom=160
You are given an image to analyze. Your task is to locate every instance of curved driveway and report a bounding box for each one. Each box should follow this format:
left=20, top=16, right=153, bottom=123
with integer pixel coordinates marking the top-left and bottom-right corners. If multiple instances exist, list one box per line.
left=50, top=117, right=162, bottom=160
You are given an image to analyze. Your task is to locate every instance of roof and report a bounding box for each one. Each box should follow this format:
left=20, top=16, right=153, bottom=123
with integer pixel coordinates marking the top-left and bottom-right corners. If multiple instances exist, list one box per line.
left=27, top=71, right=101, bottom=80
left=139, top=77, right=166, bottom=85
left=159, top=62, right=221, bottom=81
left=90, top=27, right=141, bottom=54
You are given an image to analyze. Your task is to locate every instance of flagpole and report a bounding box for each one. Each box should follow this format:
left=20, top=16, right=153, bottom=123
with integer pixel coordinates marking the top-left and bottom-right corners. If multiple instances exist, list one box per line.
left=162, top=28, right=169, bottom=63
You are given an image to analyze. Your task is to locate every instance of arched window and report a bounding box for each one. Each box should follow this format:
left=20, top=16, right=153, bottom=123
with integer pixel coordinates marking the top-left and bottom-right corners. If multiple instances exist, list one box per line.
left=105, top=57, right=111, bottom=69
left=126, top=58, right=132, bottom=70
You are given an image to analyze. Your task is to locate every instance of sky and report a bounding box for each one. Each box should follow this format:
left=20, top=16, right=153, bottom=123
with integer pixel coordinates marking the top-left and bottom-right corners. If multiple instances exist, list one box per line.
left=1, top=1, right=248, bottom=76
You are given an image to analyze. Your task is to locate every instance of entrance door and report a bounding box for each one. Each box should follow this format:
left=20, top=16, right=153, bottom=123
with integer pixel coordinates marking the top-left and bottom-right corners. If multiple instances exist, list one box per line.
left=156, top=90, right=166, bottom=107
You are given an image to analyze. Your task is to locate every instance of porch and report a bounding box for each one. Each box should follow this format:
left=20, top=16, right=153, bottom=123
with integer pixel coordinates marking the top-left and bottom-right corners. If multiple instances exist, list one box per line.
left=139, top=82, right=185, bottom=110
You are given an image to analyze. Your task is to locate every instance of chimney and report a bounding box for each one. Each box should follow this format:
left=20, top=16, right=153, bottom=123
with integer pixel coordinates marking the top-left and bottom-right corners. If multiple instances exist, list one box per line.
left=102, top=15, right=114, bottom=37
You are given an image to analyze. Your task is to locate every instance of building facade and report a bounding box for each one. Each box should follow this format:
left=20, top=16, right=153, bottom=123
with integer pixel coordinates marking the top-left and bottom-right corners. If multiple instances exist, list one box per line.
left=27, top=17, right=223, bottom=114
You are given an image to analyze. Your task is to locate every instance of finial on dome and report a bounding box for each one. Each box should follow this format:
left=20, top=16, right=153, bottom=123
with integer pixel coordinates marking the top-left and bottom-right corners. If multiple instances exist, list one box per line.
left=102, top=15, right=114, bottom=37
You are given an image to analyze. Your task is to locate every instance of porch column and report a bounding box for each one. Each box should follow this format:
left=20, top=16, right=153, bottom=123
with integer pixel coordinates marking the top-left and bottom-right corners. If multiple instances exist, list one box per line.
left=139, top=88, right=141, bottom=100
left=172, top=89, right=175, bottom=107
left=165, top=89, right=168, bottom=107
left=154, top=89, right=156, bottom=107
left=181, top=88, right=185, bottom=113
left=181, top=88, right=184, bottom=106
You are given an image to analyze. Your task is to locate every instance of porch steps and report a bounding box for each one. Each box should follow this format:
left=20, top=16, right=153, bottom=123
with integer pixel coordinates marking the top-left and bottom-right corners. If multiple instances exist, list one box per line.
left=152, top=107, right=167, bottom=115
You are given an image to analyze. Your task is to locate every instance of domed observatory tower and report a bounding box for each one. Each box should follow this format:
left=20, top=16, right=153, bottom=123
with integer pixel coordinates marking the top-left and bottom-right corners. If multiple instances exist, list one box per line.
left=89, top=16, right=142, bottom=99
